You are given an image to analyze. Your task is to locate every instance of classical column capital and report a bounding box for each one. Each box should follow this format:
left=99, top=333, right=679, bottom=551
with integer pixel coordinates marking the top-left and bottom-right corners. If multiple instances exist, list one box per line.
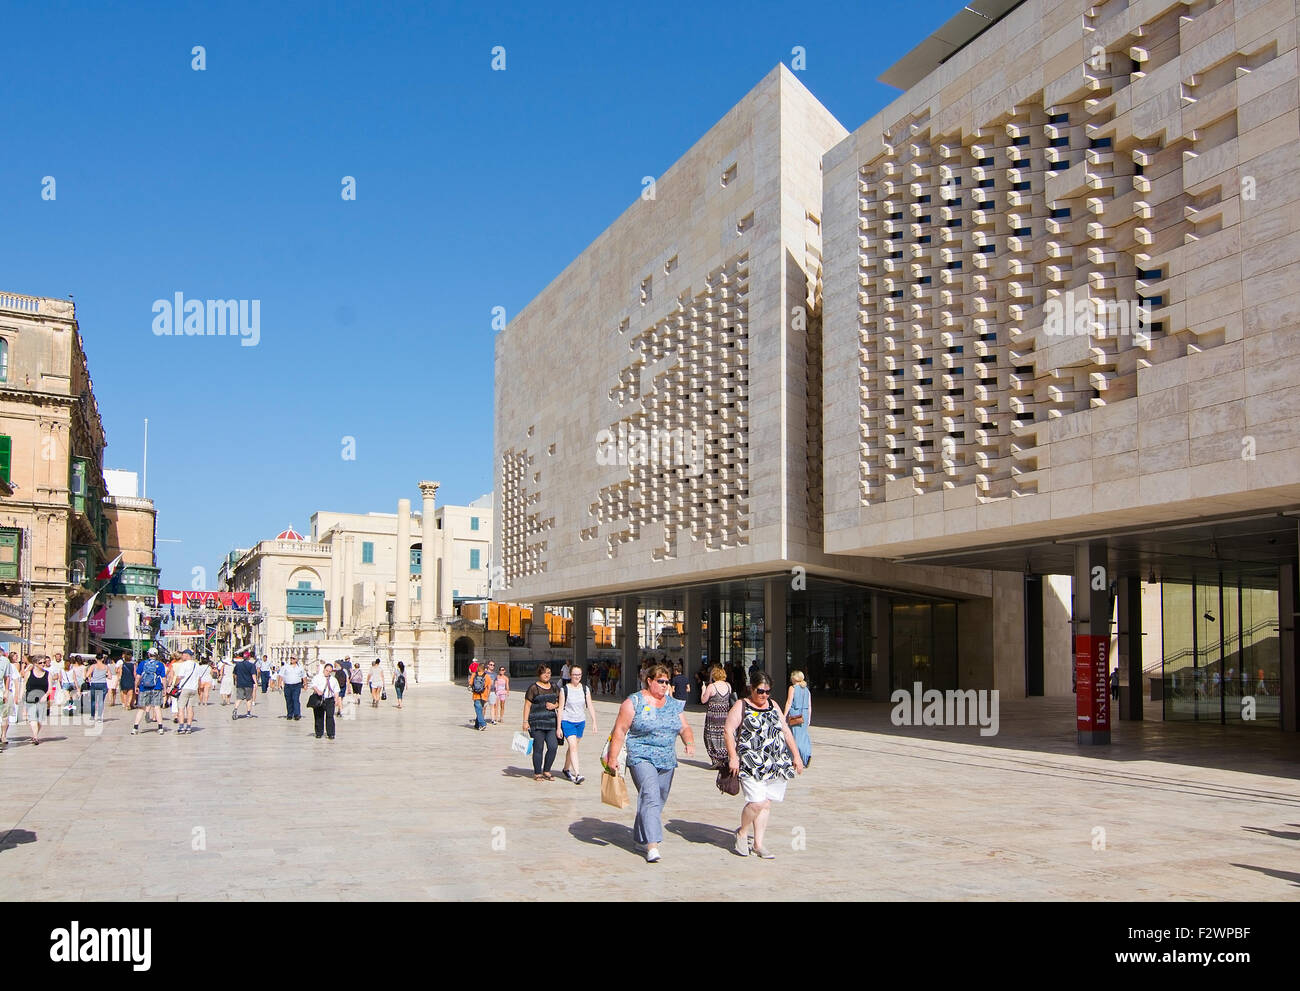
left=418, top=480, right=441, bottom=500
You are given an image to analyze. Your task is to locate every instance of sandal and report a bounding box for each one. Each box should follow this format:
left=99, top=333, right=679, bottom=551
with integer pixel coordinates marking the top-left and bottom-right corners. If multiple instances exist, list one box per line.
left=534, top=774, right=544, bottom=781
left=542, top=772, right=555, bottom=781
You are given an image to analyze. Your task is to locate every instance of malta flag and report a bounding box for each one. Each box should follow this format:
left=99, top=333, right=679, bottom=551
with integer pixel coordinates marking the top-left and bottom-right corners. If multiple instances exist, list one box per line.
left=70, top=591, right=99, bottom=624
left=95, top=554, right=123, bottom=582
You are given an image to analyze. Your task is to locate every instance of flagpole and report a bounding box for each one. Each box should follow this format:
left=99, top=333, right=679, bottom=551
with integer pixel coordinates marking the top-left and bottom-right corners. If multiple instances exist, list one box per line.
left=142, top=418, right=148, bottom=499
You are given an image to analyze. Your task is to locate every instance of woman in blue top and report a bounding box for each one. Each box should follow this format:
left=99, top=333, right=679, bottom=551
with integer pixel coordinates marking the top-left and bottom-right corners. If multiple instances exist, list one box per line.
left=605, top=662, right=695, bottom=863
left=782, top=670, right=812, bottom=767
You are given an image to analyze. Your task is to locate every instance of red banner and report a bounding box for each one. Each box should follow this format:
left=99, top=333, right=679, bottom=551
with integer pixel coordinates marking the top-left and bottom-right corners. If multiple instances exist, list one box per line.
left=157, top=590, right=251, bottom=610
left=1075, top=634, right=1110, bottom=734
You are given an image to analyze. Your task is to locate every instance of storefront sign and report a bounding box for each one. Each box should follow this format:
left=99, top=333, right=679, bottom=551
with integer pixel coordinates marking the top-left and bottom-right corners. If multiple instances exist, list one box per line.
left=1075, top=634, right=1110, bottom=734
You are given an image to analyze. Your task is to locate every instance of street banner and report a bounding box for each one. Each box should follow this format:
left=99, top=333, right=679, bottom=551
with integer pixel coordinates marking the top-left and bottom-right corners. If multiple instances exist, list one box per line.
left=1075, top=634, right=1110, bottom=734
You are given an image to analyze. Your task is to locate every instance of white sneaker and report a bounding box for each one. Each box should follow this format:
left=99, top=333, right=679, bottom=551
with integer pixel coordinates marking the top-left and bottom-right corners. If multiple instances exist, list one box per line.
left=645, top=848, right=661, bottom=863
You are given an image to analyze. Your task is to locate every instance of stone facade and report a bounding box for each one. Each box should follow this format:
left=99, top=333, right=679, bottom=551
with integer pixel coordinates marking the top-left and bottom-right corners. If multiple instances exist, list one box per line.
left=822, top=0, right=1300, bottom=558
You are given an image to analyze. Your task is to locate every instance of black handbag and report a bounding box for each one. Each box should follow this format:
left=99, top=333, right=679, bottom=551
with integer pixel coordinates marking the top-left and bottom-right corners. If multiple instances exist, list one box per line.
left=306, top=692, right=322, bottom=710
left=716, top=767, right=741, bottom=796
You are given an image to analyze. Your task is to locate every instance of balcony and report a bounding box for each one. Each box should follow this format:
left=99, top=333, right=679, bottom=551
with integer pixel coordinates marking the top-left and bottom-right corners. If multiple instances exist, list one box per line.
left=114, top=565, right=159, bottom=598
left=286, top=588, right=325, bottom=618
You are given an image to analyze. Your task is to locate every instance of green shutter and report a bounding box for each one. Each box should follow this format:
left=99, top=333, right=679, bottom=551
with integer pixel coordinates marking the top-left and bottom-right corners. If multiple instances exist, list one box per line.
left=470, top=549, right=480, bottom=570
left=0, top=528, right=18, bottom=580
left=362, top=541, right=374, bottom=564
left=0, top=436, right=10, bottom=485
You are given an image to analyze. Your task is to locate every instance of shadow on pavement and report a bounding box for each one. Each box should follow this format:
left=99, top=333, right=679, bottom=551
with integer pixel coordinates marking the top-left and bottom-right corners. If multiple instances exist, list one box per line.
left=0, top=829, right=36, bottom=853
left=665, top=818, right=737, bottom=851
left=1230, top=863, right=1300, bottom=888
left=569, top=816, right=636, bottom=852
left=500, top=766, right=537, bottom=778
left=1241, top=824, right=1300, bottom=842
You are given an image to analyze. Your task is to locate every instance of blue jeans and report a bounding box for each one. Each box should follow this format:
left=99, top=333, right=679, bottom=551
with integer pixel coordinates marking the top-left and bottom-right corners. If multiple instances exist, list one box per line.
left=473, top=698, right=486, bottom=728
left=628, top=762, right=675, bottom=845
left=89, top=686, right=107, bottom=718
left=284, top=683, right=301, bottom=719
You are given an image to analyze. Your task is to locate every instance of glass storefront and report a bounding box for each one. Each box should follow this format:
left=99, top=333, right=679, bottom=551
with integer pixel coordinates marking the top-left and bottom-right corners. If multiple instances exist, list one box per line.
left=891, top=600, right=958, bottom=692
left=1161, top=572, right=1281, bottom=725
left=788, top=587, right=871, bottom=697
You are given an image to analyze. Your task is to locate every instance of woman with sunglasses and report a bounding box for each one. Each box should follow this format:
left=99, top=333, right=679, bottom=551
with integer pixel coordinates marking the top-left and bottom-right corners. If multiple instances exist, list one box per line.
left=605, top=662, right=695, bottom=863
left=723, top=669, right=804, bottom=859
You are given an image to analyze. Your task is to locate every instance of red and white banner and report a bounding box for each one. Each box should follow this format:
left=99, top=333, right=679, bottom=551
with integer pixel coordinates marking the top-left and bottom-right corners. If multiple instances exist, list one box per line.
left=1074, top=634, right=1110, bottom=734
left=157, top=590, right=252, bottom=609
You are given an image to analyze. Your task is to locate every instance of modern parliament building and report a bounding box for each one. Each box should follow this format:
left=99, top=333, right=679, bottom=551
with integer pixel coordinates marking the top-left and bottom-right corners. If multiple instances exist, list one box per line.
left=495, top=0, right=1300, bottom=738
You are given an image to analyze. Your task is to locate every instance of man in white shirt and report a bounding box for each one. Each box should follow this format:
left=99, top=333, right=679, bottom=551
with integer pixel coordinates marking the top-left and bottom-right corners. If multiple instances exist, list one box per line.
left=172, top=649, right=202, bottom=735
left=308, top=662, right=338, bottom=739
left=279, top=655, right=306, bottom=721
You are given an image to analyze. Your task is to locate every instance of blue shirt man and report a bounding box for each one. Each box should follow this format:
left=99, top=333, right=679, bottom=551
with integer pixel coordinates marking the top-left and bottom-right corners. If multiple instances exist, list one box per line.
left=232, top=652, right=258, bottom=719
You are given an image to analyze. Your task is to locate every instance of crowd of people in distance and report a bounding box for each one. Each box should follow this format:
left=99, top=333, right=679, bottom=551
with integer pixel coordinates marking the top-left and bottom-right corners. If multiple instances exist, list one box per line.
left=0, top=646, right=408, bottom=747
left=470, top=654, right=814, bottom=864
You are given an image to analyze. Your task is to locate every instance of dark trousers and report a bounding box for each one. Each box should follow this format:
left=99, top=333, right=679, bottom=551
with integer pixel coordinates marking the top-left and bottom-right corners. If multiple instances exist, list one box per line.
left=284, top=683, right=301, bottom=718
left=530, top=726, right=558, bottom=774
left=259, top=671, right=270, bottom=692
left=313, top=698, right=336, bottom=738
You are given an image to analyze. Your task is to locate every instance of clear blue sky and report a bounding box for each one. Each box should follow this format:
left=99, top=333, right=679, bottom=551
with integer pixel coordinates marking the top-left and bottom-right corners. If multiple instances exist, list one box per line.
left=1, top=0, right=960, bottom=588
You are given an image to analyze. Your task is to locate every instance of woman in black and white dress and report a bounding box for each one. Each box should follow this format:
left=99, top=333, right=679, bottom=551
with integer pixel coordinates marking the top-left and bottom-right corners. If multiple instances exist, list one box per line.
left=723, top=670, right=804, bottom=859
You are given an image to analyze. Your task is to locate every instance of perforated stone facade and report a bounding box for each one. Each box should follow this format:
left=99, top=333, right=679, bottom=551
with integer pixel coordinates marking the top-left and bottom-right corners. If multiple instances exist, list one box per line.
left=823, top=0, right=1300, bottom=559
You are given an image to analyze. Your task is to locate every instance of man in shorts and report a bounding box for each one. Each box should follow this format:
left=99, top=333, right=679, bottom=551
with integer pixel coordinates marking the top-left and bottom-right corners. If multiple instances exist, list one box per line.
left=132, top=647, right=169, bottom=735
left=172, top=649, right=202, bottom=735
left=233, top=650, right=258, bottom=720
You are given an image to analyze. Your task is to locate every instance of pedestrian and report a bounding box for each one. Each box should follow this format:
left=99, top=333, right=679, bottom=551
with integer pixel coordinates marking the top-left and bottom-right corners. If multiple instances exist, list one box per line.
left=368, top=660, right=385, bottom=708
left=258, top=654, right=273, bottom=695
left=782, top=670, right=812, bottom=768
left=670, top=661, right=690, bottom=704
left=87, top=653, right=110, bottom=722
left=132, top=649, right=169, bottom=736
left=106, top=651, right=120, bottom=708
left=22, top=654, right=51, bottom=745
left=482, top=661, right=498, bottom=723
left=60, top=656, right=80, bottom=716
left=119, top=652, right=136, bottom=710
left=172, top=649, right=202, bottom=734
left=280, top=655, right=306, bottom=720
left=232, top=650, right=258, bottom=719
left=469, top=658, right=491, bottom=731
left=218, top=655, right=234, bottom=705
left=492, top=663, right=508, bottom=722
left=598, top=660, right=609, bottom=695
left=724, top=670, right=804, bottom=859
left=198, top=657, right=213, bottom=705
left=560, top=664, right=598, bottom=784
left=393, top=661, right=407, bottom=709
left=0, top=651, right=16, bottom=751
left=308, top=662, right=339, bottom=740
left=700, top=665, right=734, bottom=768
left=604, top=663, right=695, bottom=863
left=49, top=652, right=64, bottom=717
left=349, top=659, right=365, bottom=707
left=338, top=656, right=353, bottom=706
left=521, top=664, right=563, bottom=780
left=587, top=661, right=598, bottom=696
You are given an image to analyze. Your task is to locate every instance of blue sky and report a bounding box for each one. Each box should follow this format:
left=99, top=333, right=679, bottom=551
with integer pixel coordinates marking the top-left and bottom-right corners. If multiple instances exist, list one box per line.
left=2, top=0, right=960, bottom=587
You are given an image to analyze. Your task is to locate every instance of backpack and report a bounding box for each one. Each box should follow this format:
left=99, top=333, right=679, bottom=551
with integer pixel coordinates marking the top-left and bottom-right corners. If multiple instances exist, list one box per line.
left=472, top=673, right=485, bottom=694
left=562, top=683, right=589, bottom=709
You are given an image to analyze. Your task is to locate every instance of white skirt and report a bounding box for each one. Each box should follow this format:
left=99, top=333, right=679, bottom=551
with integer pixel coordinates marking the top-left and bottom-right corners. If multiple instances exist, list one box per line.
left=740, top=775, right=789, bottom=803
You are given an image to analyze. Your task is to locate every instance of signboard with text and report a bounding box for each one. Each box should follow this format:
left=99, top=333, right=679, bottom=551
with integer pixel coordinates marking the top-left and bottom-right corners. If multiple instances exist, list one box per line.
left=1075, top=634, right=1110, bottom=734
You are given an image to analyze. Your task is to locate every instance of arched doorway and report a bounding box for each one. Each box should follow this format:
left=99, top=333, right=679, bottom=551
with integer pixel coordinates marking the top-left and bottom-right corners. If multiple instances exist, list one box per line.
left=453, top=636, right=475, bottom=679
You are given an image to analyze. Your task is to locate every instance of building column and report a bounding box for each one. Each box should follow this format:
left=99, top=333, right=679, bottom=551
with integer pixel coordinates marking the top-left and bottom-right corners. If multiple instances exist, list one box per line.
left=572, top=601, right=589, bottom=676
left=528, top=604, right=551, bottom=654
left=395, top=498, right=411, bottom=625
left=328, top=533, right=341, bottom=636
left=621, top=597, right=639, bottom=695
left=871, top=593, right=892, bottom=700
left=1281, top=557, right=1297, bottom=733
left=1074, top=541, right=1111, bottom=745
left=684, top=588, right=702, bottom=678
left=419, top=481, right=439, bottom=625
left=764, top=577, right=788, bottom=689
left=341, top=535, right=354, bottom=630
left=1118, top=575, right=1143, bottom=721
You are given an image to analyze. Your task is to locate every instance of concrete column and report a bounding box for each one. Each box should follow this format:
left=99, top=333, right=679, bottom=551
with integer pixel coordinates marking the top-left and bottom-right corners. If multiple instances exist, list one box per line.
left=572, top=601, right=588, bottom=675
left=328, top=533, right=341, bottom=636
left=1118, top=576, right=1143, bottom=721
left=871, top=593, right=891, bottom=700
left=1281, top=558, right=1297, bottom=733
left=1074, top=541, right=1111, bottom=745
left=419, top=481, right=439, bottom=624
left=764, top=577, right=788, bottom=689
left=395, top=498, right=411, bottom=625
left=684, top=588, right=702, bottom=678
left=621, top=597, right=639, bottom=695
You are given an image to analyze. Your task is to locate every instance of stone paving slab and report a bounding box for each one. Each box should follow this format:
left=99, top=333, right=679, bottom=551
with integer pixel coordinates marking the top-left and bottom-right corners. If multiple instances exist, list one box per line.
left=0, top=686, right=1296, bottom=901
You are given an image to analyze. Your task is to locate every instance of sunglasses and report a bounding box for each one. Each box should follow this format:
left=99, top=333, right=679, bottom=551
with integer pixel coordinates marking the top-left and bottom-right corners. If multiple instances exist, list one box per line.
left=754, top=687, right=771, bottom=694
left=653, top=679, right=670, bottom=685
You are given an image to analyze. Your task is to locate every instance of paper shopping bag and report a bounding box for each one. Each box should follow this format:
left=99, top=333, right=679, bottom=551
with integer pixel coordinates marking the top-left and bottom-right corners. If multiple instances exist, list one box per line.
left=511, top=731, right=533, bottom=755
left=600, top=770, right=630, bottom=810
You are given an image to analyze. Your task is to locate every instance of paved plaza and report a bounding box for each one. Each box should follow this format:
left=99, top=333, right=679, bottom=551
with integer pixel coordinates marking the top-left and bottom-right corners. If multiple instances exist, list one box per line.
left=0, top=684, right=1297, bottom=901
